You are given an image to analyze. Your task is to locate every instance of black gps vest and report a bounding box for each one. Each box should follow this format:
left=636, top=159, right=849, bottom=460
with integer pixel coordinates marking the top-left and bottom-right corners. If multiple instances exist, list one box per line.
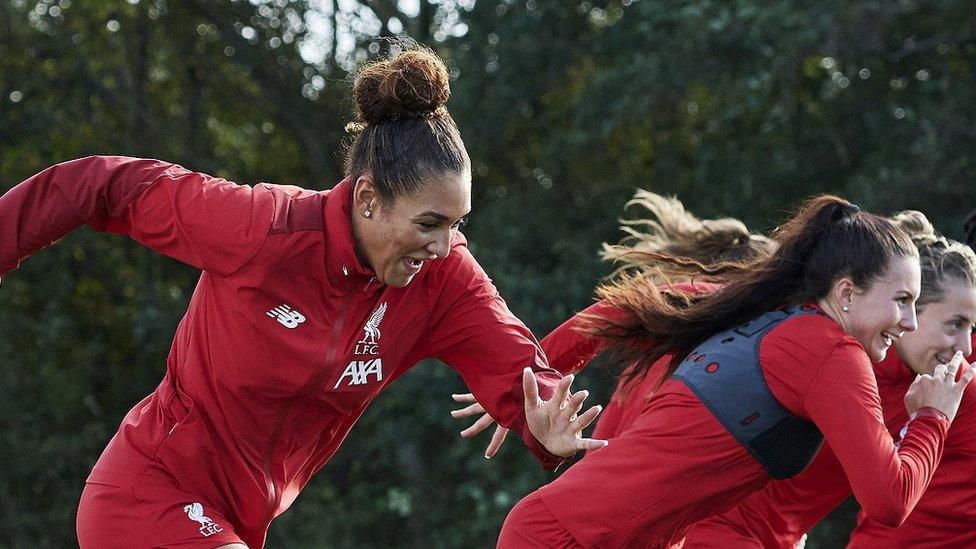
left=672, top=305, right=825, bottom=479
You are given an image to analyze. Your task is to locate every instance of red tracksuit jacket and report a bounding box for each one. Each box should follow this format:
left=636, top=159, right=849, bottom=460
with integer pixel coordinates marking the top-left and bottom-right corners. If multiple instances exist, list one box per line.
left=523, top=301, right=950, bottom=548
left=0, top=156, right=565, bottom=547
left=681, top=334, right=976, bottom=549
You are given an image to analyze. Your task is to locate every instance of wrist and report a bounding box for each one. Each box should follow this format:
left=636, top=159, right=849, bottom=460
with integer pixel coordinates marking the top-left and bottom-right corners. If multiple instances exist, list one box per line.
left=911, top=406, right=950, bottom=423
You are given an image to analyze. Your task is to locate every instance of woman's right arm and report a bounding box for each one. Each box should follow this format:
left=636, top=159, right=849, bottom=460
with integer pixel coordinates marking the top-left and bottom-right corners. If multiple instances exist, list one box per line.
left=0, top=156, right=274, bottom=278
left=804, top=343, right=969, bottom=526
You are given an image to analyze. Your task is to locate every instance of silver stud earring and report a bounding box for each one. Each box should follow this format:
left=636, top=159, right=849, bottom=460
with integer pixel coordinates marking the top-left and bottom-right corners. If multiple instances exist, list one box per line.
left=363, top=209, right=371, bottom=218
left=842, top=305, right=849, bottom=312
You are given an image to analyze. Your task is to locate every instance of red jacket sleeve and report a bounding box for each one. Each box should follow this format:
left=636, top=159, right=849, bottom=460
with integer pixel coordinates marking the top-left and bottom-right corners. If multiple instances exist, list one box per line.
left=804, top=342, right=950, bottom=526
left=0, top=156, right=274, bottom=277
left=541, top=300, right=621, bottom=375
left=426, top=242, right=565, bottom=470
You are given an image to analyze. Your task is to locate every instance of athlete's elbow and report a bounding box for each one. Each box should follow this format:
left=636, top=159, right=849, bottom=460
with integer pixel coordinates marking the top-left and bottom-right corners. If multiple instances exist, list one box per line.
left=863, top=502, right=911, bottom=527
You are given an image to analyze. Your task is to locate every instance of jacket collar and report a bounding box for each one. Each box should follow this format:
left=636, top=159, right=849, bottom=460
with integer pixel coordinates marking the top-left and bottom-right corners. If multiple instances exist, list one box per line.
left=324, top=178, right=378, bottom=290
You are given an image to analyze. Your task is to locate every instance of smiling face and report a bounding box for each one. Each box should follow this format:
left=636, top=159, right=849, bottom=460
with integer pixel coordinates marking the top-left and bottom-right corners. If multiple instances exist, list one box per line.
left=896, top=279, right=976, bottom=375
left=839, top=254, right=922, bottom=362
left=351, top=172, right=471, bottom=288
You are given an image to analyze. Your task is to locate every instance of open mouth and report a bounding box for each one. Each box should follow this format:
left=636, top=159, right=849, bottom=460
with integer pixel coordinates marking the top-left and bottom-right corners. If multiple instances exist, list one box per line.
left=402, top=257, right=424, bottom=272
left=881, top=331, right=901, bottom=347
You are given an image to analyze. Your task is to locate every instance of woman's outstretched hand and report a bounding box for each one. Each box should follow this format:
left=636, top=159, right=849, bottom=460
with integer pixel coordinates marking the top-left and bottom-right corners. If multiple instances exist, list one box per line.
left=522, top=368, right=607, bottom=457
left=450, top=393, right=510, bottom=458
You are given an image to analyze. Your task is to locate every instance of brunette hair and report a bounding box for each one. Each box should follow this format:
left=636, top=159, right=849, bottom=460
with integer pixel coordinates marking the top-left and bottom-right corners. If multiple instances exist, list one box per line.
left=601, top=189, right=776, bottom=280
left=584, top=195, right=918, bottom=383
left=890, top=210, right=976, bottom=310
left=344, top=45, right=469, bottom=202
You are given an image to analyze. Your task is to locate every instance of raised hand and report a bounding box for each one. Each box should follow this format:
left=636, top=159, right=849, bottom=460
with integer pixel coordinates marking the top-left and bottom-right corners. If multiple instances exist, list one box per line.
left=904, top=350, right=975, bottom=422
left=522, top=368, right=607, bottom=458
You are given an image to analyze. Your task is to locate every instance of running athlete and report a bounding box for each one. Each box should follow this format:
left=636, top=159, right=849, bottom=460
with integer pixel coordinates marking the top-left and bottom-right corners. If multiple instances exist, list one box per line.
left=0, top=48, right=604, bottom=549
left=679, top=212, right=976, bottom=549
left=497, top=196, right=974, bottom=548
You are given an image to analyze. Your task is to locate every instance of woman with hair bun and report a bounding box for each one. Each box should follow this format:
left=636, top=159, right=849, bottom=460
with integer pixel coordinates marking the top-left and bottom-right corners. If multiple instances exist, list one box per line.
left=497, top=197, right=974, bottom=548
left=0, top=47, right=603, bottom=548
left=680, top=212, right=976, bottom=549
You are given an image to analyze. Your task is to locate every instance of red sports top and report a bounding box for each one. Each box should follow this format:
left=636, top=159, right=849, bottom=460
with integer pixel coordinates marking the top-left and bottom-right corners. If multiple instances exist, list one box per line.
left=0, top=156, right=565, bottom=548
left=516, top=303, right=951, bottom=548
left=682, top=335, right=976, bottom=549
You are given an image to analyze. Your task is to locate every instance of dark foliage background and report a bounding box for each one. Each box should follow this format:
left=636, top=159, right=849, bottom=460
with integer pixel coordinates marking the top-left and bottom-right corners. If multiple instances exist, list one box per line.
left=1, top=0, right=973, bottom=546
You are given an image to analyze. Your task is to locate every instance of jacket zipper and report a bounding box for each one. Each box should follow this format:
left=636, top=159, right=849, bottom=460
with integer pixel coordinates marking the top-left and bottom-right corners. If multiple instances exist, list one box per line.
left=260, top=292, right=353, bottom=526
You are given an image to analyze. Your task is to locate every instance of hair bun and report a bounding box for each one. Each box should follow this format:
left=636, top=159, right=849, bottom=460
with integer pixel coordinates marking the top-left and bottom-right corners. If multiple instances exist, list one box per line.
left=890, top=210, right=936, bottom=241
left=352, top=48, right=451, bottom=126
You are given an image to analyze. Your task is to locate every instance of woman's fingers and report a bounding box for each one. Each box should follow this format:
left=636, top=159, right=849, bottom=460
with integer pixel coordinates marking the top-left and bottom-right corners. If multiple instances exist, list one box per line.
left=451, top=402, right=486, bottom=419
left=944, top=350, right=963, bottom=379
left=559, top=390, right=589, bottom=422
left=485, top=425, right=510, bottom=458
left=576, top=436, right=609, bottom=451
left=522, top=368, right=541, bottom=412
left=451, top=393, right=477, bottom=404
left=553, top=374, right=574, bottom=411
left=460, top=413, right=496, bottom=438
left=570, top=404, right=603, bottom=434
left=958, top=362, right=976, bottom=387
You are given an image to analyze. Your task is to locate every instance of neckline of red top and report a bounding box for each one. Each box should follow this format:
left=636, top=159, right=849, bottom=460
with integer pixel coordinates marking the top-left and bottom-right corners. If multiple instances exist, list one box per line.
left=323, top=178, right=379, bottom=290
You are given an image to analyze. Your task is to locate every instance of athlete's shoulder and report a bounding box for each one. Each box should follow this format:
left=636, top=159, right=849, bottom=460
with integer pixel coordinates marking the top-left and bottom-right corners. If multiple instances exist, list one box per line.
left=772, top=309, right=849, bottom=340
left=426, top=231, right=476, bottom=275
left=255, top=183, right=328, bottom=235
left=763, top=309, right=862, bottom=364
left=422, top=233, right=497, bottom=302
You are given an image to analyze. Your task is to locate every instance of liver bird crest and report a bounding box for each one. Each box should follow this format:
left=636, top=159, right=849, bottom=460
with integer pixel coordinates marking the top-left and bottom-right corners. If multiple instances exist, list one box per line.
left=358, top=302, right=387, bottom=345
left=183, top=502, right=214, bottom=526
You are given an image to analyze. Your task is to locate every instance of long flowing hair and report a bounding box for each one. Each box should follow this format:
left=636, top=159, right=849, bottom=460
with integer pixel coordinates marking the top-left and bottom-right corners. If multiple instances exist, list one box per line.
left=582, top=195, right=918, bottom=384
left=601, top=190, right=776, bottom=283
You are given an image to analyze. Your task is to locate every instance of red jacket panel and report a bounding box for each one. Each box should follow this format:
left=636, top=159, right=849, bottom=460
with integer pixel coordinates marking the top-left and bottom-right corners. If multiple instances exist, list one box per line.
left=0, top=156, right=565, bottom=546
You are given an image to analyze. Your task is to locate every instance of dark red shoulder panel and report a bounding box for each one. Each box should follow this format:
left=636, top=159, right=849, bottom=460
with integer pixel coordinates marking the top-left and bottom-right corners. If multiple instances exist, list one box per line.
left=263, top=184, right=326, bottom=235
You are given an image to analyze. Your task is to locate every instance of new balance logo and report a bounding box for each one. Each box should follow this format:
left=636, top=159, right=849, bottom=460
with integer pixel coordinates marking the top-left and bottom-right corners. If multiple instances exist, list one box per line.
left=334, top=358, right=383, bottom=389
left=183, top=502, right=224, bottom=537
left=267, top=304, right=306, bottom=329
